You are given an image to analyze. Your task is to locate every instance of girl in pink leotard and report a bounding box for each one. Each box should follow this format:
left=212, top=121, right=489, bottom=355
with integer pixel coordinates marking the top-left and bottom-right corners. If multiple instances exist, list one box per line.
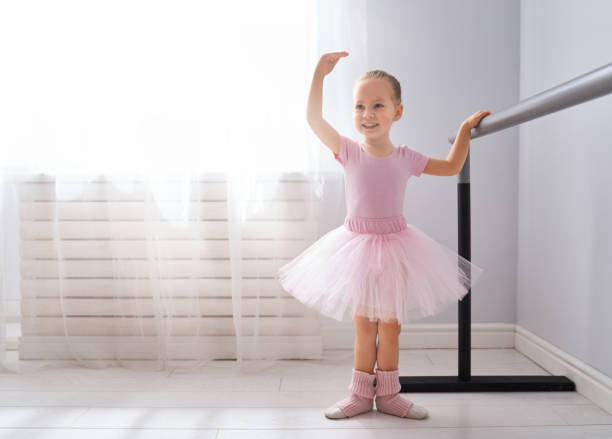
left=279, top=51, right=489, bottom=420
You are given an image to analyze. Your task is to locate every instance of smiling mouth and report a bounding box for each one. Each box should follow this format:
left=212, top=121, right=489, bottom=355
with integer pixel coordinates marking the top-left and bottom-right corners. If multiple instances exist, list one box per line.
left=362, top=123, right=379, bottom=129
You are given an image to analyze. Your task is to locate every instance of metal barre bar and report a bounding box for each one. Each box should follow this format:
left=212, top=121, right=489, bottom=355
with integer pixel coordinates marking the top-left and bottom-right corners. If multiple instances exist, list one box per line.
left=448, top=61, right=612, bottom=144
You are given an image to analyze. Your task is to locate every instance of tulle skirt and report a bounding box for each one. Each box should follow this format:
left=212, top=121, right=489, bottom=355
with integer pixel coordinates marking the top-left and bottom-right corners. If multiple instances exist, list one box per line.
left=278, top=216, right=484, bottom=325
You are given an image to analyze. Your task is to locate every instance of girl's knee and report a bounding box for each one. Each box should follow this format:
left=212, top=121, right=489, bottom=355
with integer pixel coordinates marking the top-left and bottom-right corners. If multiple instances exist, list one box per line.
left=377, top=319, right=401, bottom=338
left=354, top=315, right=378, bottom=338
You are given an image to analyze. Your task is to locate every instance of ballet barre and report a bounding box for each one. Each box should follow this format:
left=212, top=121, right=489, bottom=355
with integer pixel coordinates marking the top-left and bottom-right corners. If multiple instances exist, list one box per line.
left=400, top=61, right=612, bottom=393
left=448, top=61, right=612, bottom=145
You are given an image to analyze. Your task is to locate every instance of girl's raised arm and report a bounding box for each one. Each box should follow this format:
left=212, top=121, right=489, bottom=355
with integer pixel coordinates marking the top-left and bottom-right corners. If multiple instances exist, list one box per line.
left=306, top=52, right=349, bottom=155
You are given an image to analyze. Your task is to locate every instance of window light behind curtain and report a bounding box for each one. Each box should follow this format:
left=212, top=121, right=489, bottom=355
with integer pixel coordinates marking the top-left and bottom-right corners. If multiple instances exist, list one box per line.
left=0, top=0, right=366, bottom=373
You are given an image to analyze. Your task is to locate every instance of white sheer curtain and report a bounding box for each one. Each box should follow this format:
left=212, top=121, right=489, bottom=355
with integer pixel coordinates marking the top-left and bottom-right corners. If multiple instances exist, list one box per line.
left=0, top=0, right=365, bottom=373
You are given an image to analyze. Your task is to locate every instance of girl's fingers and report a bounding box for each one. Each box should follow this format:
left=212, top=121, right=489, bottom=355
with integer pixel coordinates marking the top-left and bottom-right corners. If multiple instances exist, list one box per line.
left=326, top=51, right=349, bottom=59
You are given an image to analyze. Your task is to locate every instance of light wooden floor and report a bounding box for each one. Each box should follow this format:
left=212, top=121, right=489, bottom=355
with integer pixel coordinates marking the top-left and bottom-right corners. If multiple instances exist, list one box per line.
left=0, top=348, right=611, bottom=438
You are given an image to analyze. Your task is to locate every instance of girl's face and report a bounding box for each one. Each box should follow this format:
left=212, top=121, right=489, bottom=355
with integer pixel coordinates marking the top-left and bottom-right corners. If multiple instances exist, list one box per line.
left=353, top=79, right=403, bottom=141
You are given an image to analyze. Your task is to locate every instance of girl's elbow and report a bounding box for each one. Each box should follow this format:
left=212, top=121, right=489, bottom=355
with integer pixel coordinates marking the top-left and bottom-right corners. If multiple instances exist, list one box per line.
left=448, top=162, right=460, bottom=176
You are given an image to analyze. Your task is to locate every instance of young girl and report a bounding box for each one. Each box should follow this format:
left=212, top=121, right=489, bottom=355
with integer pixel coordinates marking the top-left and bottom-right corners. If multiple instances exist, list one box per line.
left=278, top=51, right=489, bottom=420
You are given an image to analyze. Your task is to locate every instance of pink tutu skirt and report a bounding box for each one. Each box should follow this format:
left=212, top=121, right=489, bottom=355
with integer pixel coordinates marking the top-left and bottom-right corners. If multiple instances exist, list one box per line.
left=278, top=215, right=484, bottom=325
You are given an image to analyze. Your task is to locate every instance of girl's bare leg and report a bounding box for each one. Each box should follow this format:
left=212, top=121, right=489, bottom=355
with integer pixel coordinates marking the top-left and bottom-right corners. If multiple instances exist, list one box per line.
left=353, top=315, right=378, bottom=373
left=376, top=319, right=401, bottom=371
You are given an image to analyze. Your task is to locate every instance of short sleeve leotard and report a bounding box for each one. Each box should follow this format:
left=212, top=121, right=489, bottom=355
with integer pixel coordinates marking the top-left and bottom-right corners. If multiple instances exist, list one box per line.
left=333, top=135, right=429, bottom=234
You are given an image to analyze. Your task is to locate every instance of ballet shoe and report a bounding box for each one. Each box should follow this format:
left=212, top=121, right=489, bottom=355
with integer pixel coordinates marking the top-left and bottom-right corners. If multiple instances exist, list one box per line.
left=325, top=368, right=376, bottom=419
left=404, top=403, right=429, bottom=419
left=324, top=405, right=347, bottom=419
left=374, top=367, right=429, bottom=419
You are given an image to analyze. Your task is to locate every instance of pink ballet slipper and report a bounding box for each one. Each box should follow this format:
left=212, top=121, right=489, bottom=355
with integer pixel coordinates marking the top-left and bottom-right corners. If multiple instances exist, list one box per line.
left=325, top=368, right=376, bottom=419
left=374, top=368, right=429, bottom=419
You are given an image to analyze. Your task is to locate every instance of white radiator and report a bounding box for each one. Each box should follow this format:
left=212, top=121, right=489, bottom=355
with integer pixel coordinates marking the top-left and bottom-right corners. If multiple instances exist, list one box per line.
left=15, top=173, right=323, bottom=361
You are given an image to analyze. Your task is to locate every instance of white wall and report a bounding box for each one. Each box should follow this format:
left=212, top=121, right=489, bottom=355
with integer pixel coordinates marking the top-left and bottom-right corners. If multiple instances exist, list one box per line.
left=315, top=0, right=521, bottom=335
left=519, top=0, right=612, bottom=377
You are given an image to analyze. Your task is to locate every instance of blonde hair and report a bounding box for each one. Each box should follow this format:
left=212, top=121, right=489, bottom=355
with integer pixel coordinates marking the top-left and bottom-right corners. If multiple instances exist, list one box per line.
left=357, top=70, right=402, bottom=105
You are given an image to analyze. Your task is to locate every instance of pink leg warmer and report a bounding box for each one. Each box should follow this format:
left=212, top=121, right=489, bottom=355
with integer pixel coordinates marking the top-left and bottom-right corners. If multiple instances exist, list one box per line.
left=374, top=368, right=414, bottom=417
left=334, top=368, right=376, bottom=417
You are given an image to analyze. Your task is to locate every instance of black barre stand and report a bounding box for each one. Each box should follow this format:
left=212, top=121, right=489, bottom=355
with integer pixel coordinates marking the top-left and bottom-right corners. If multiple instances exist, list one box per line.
left=399, top=150, right=575, bottom=393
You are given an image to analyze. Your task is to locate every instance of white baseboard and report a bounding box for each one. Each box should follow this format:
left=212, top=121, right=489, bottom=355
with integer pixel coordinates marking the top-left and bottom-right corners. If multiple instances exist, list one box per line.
left=515, top=324, right=612, bottom=415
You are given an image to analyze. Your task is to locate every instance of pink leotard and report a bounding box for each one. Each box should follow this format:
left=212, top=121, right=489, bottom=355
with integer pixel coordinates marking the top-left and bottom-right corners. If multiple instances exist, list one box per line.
left=334, top=135, right=429, bottom=234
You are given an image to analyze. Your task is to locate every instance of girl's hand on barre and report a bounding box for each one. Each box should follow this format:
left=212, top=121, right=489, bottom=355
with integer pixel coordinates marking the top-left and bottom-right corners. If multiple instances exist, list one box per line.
left=463, top=110, right=491, bottom=130
left=315, top=51, right=349, bottom=77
